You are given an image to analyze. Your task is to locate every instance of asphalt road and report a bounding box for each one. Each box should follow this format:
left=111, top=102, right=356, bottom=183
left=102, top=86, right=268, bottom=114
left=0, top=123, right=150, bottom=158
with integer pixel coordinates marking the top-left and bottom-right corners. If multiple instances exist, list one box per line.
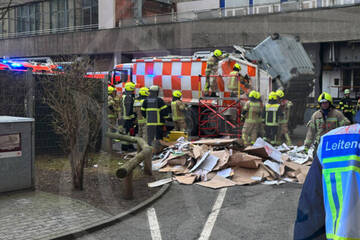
left=76, top=182, right=303, bottom=240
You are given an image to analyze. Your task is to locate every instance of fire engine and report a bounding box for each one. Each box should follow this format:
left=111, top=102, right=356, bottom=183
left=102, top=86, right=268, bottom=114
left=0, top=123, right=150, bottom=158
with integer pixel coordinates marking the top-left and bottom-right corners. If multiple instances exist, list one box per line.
left=0, top=57, right=62, bottom=73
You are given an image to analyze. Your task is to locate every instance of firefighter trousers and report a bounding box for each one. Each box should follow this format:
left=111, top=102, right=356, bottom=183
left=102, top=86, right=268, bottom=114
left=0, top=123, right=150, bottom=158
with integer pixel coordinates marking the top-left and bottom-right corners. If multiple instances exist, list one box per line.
left=174, top=120, right=186, bottom=131
left=278, top=123, right=292, bottom=145
left=122, top=119, right=135, bottom=151
left=265, top=125, right=278, bottom=144
left=344, top=112, right=353, bottom=124
left=147, top=125, right=163, bottom=146
left=205, top=70, right=218, bottom=95
left=242, top=122, right=258, bottom=145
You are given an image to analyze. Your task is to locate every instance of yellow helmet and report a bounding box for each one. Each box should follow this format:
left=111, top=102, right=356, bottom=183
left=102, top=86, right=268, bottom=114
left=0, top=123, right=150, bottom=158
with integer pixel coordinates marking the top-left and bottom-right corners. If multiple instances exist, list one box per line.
left=249, top=90, right=257, bottom=98
left=125, top=82, right=135, bottom=92
left=276, top=89, right=284, bottom=98
left=344, top=89, right=350, bottom=95
left=173, top=90, right=182, bottom=98
left=213, top=49, right=222, bottom=57
left=233, top=63, right=241, bottom=71
left=269, top=91, right=278, bottom=101
left=318, top=92, right=333, bottom=104
left=139, top=87, right=149, bottom=96
left=254, top=91, right=261, bottom=100
left=108, top=86, right=115, bottom=94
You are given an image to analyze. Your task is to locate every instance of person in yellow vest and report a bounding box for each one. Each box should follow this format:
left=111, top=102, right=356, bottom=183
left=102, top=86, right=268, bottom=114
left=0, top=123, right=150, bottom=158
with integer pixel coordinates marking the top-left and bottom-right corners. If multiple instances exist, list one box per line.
left=276, top=89, right=293, bottom=146
left=107, top=86, right=118, bottom=132
left=263, top=91, right=282, bottom=145
left=255, top=91, right=266, bottom=138
left=134, top=87, right=149, bottom=140
left=339, top=88, right=355, bottom=123
left=304, top=92, right=350, bottom=152
left=228, top=63, right=249, bottom=97
left=120, top=82, right=136, bottom=151
left=241, top=90, right=263, bottom=145
left=171, top=90, right=187, bottom=131
left=204, top=49, right=229, bottom=97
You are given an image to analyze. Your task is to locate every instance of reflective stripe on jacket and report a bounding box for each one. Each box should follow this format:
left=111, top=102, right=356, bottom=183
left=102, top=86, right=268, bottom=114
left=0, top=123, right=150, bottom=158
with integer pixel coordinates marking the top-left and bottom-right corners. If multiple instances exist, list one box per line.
left=242, top=101, right=262, bottom=123
left=141, top=97, right=170, bottom=126
left=317, top=124, right=360, bottom=239
left=134, top=97, right=146, bottom=124
left=264, top=103, right=280, bottom=126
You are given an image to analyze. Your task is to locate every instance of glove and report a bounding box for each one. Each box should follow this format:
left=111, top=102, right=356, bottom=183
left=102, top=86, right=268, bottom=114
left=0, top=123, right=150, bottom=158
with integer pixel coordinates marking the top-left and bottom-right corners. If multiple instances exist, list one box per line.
left=304, top=146, right=309, bottom=154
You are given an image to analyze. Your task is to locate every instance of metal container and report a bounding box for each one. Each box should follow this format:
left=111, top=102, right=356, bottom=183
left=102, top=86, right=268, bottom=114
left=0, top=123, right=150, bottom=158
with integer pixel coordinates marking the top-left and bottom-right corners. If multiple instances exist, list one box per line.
left=0, top=116, right=35, bottom=193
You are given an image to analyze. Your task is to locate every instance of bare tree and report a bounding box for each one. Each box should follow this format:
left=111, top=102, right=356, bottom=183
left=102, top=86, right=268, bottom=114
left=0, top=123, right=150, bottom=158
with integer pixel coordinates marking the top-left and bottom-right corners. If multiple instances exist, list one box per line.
left=41, top=57, right=103, bottom=190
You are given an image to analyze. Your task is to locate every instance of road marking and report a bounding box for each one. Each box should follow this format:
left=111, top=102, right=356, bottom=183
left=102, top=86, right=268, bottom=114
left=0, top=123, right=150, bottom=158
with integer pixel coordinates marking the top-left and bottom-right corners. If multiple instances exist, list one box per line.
left=199, top=188, right=228, bottom=240
left=147, top=207, right=162, bottom=240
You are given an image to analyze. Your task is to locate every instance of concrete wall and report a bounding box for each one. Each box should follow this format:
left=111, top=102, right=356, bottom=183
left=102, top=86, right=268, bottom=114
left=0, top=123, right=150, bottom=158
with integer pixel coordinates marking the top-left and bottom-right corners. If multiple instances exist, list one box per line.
left=99, top=0, right=116, bottom=29
left=177, top=0, right=219, bottom=12
left=1, top=5, right=360, bottom=57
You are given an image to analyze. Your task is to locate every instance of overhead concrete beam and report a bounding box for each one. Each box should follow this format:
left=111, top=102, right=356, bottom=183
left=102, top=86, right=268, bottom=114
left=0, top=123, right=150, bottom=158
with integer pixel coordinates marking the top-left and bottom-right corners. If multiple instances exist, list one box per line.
left=1, top=5, right=360, bottom=57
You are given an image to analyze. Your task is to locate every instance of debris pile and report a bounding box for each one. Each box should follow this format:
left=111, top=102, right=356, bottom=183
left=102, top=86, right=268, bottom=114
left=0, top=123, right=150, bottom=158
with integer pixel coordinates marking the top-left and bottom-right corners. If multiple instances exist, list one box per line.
left=149, top=137, right=313, bottom=189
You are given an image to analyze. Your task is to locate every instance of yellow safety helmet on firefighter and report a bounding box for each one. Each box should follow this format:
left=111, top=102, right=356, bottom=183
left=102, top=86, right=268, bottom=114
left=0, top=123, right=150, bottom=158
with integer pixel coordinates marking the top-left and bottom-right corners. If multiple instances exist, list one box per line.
left=173, top=90, right=182, bottom=98
left=125, top=82, right=135, bottom=92
left=269, top=91, right=278, bottom=100
left=139, top=87, right=149, bottom=96
left=276, top=89, right=284, bottom=98
left=344, top=89, right=350, bottom=95
left=108, top=86, right=115, bottom=94
left=318, top=92, right=333, bottom=104
left=249, top=90, right=257, bottom=98
left=254, top=91, right=261, bottom=100
left=233, top=63, right=241, bottom=71
left=214, top=49, right=222, bottom=57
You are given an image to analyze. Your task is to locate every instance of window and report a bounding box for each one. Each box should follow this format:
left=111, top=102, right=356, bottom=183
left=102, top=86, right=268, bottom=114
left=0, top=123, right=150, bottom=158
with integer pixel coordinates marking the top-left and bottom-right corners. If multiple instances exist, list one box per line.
left=15, top=3, right=40, bottom=33
left=82, top=0, right=98, bottom=26
left=51, top=0, right=70, bottom=30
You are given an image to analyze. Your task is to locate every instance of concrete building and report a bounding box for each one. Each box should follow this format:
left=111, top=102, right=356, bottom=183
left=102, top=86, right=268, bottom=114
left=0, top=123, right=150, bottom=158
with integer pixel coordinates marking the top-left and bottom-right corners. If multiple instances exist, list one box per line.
left=0, top=0, right=360, bottom=99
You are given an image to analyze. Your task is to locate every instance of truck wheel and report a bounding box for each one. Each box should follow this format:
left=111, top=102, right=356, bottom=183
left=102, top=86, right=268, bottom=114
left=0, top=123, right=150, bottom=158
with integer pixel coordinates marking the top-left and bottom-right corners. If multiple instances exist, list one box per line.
left=185, top=106, right=198, bottom=136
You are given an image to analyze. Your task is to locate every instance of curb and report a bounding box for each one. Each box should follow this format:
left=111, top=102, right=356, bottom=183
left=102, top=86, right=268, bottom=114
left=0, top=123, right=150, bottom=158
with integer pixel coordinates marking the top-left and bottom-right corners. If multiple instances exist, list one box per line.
left=47, top=175, right=172, bottom=240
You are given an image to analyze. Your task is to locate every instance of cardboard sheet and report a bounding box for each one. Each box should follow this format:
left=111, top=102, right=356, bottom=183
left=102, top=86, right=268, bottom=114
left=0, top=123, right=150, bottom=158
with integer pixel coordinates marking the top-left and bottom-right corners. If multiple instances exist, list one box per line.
left=216, top=168, right=233, bottom=178
left=212, top=150, right=230, bottom=171
left=246, top=138, right=283, bottom=163
left=189, top=151, right=210, bottom=172
left=196, top=175, right=236, bottom=189
left=175, top=175, right=197, bottom=185
left=192, top=138, right=236, bottom=145
left=148, top=178, right=173, bottom=188
left=228, top=152, right=262, bottom=169
left=159, top=165, right=188, bottom=174
left=264, top=160, right=281, bottom=175
left=232, top=165, right=270, bottom=185
left=167, top=157, right=187, bottom=166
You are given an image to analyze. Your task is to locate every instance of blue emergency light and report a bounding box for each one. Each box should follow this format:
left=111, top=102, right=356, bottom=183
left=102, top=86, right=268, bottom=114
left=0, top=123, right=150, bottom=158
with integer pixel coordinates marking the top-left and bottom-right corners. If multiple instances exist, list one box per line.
left=10, top=63, right=23, bottom=67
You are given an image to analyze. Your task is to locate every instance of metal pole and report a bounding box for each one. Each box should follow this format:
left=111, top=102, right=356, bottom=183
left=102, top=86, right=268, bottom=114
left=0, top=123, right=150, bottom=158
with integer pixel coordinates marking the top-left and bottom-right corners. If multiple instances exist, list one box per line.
left=101, top=76, right=111, bottom=152
left=25, top=70, right=35, bottom=118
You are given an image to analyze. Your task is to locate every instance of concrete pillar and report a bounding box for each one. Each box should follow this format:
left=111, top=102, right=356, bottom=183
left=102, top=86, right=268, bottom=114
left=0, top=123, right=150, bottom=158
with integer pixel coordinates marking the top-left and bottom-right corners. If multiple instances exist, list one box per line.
left=99, top=0, right=116, bottom=29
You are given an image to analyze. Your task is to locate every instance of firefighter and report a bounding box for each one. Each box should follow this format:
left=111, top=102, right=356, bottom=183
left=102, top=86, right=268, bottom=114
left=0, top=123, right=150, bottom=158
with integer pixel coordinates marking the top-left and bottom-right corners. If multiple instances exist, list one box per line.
left=255, top=91, right=266, bottom=138
left=228, top=63, right=249, bottom=97
left=294, top=116, right=360, bottom=240
left=141, top=85, right=170, bottom=146
left=241, top=90, right=263, bottom=145
left=204, top=49, right=229, bottom=97
left=134, top=87, right=149, bottom=140
left=120, top=82, right=136, bottom=151
left=339, top=88, right=355, bottom=123
left=276, top=89, right=293, bottom=146
left=107, top=86, right=118, bottom=132
left=171, top=90, right=187, bottom=131
left=304, top=92, right=350, bottom=153
left=263, top=91, right=282, bottom=145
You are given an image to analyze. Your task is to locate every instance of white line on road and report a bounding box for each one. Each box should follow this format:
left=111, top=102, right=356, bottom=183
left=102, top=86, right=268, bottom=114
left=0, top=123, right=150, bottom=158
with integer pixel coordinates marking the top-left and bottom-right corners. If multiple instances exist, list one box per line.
left=147, top=207, right=162, bottom=240
left=199, top=188, right=228, bottom=240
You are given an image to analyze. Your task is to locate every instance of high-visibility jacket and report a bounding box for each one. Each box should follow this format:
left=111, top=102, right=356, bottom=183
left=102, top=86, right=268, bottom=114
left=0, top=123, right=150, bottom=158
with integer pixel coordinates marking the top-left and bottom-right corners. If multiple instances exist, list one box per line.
left=134, top=96, right=146, bottom=124
left=122, top=92, right=135, bottom=120
left=228, top=70, right=248, bottom=93
left=205, top=54, right=229, bottom=74
left=279, top=99, right=293, bottom=124
left=108, top=95, right=116, bottom=119
left=171, top=100, right=185, bottom=121
left=339, top=97, right=355, bottom=114
left=264, top=103, right=281, bottom=126
left=317, top=124, right=360, bottom=240
left=141, top=96, right=170, bottom=126
left=304, top=108, right=350, bottom=148
left=242, top=100, right=262, bottom=123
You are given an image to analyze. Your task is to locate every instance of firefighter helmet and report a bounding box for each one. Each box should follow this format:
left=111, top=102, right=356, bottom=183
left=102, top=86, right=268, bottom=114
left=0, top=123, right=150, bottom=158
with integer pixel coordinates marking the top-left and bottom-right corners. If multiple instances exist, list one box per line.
left=269, top=91, right=278, bottom=100
left=173, top=90, right=182, bottom=98
left=255, top=91, right=261, bottom=100
left=125, top=82, right=135, bottom=91
left=249, top=90, right=257, bottom=98
left=150, top=85, right=160, bottom=92
left=318, top=92, right=333, bottom=104
left=213, top=49, right=222, bottom=57
left=233, top=63, right=241, bottom=71
left=276, top=89, right=284, bottom=98
left=108, top=86, right=115, bottom=94
left=139, top=87, right=149, bottom=96
left=344, top=89, right=350, bottom=95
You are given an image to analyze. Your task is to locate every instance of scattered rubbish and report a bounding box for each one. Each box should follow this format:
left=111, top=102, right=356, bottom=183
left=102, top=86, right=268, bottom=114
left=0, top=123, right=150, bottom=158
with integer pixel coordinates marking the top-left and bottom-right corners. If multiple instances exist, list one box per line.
left=148, top=178, right=173, bottom=188
left=152, top=137, right=312, bottom=189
